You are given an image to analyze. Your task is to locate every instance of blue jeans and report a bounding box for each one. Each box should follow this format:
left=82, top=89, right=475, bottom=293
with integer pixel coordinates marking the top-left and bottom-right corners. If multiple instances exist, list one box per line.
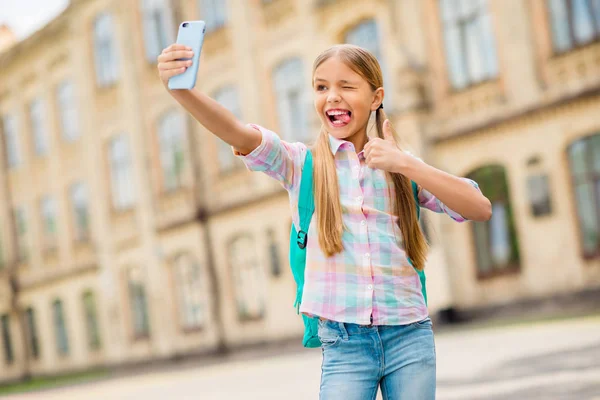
left=318, top=317, right=436, bottom=400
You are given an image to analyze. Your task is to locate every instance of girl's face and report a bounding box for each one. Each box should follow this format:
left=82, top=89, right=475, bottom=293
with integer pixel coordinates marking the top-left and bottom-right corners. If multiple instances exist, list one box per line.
left=313, top=56, right=383, bottom=144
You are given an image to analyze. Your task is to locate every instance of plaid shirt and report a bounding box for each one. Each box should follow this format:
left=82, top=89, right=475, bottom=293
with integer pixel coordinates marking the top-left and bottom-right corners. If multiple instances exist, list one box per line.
left=236, top=124, right=480, bottom=326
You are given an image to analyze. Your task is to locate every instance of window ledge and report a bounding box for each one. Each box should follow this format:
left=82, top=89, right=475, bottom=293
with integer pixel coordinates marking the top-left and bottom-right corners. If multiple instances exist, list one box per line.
left=132, top=333, right=150, bottom=342
left=544, top=41, right=600, bottom=95
left=476, top=265, right=521, bottom=281
left=441, top=79, right=503, bottom=116
left=181, top=325, right=204, bottom=335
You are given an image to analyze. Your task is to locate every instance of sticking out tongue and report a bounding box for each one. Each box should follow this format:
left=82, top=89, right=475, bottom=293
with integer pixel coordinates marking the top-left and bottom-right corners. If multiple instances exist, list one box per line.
left=335, top=114, right=350, bottom=123
left=333, top=113, right=351, bottom=123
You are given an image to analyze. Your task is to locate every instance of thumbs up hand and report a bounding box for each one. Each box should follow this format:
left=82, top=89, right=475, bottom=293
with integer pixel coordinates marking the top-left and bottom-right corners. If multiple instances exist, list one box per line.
left=364, top=120, right=410, bottom=173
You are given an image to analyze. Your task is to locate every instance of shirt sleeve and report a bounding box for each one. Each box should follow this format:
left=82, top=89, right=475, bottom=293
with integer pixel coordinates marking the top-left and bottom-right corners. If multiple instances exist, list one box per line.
left=233, top=124, right=306, bottom=229
left=418, top=178, right=481, bottom=222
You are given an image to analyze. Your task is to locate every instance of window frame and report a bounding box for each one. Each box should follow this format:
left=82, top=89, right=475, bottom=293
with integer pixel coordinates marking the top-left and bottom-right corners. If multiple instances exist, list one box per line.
left=14, top=207, right=28, bottom=262
left=82, top=290, right=102, bottom=350
left=108, top=134, right=136, bottom=211
left=344, top=19, right=395, bottom=108
left=141, top=0, right=175, bottom=62
left=2, top=114, right=21, bottom=169
left=272, top=57, right=310, bottom=143
left=40, top=195, right=58, bottom=249
left=228, top=234, right=266, bottom=321
left=467, top=165, right=521, bottom=279
left=438, top=0, right=500, bottom=90
left=57, top=80, right=80, bottom=141
left=29, top=98, right=49, bottom=156
left=25, top=307, right=40, bottom=360
left=199, top=0, right=227, bottom=33
left=212, top=86, right=243, bottom=173
left=172, top=254, right=204, bottom=331
left=126, top=266, right=151, bottom=340
left=52, top=299, right=70, bottom=356
left=93, top=12, right=120, bottom=87
left=546, top=0, right=600, bottom=54
left=157, top=110, right=187, bottom=192
left=567, top=134, right=600, bottom=259
left=70, top=182, right=91, bottom=242
left=1, top=314, right=14, bottom=365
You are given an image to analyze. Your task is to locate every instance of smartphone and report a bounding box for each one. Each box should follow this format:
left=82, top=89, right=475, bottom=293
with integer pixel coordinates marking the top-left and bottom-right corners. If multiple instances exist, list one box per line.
left=168, top=21, right=206, bottom=90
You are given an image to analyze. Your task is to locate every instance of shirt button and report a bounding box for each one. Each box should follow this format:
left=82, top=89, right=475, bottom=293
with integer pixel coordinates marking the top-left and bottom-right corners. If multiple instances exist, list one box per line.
left=365, top=253, right=370, bottom=259
left=367, top=284, right=373, bottom=290
left=361, top=220, right=366, bottom=226
left=356, top=196, right=363, bottom=203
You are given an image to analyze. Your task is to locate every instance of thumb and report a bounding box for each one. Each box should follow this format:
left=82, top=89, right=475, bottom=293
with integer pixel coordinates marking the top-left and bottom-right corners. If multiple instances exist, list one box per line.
left=383, top=119, right=394, bottom=142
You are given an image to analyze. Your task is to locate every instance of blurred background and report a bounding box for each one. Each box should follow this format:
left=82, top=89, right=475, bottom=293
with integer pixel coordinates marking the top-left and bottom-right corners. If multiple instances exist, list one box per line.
left=0, top=0, right=599, bottom=399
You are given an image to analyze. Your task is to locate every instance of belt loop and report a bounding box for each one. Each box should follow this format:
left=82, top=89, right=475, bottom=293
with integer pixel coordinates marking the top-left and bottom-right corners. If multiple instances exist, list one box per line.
left=338, top=322, right=348, bottom=340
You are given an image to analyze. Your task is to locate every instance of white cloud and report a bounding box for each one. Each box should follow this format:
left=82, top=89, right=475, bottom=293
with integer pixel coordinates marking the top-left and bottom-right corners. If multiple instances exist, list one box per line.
left=0, top=0, right=69, bottom=39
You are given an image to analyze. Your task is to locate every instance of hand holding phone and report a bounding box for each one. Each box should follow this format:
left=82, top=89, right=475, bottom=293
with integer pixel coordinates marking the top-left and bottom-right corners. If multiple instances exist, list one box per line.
left=166, top=21, right=206, bottom=90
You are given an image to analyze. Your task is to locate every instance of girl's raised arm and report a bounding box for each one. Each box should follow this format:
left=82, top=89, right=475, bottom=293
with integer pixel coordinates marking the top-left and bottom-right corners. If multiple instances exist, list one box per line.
left=157, top=44, right=261, bottom=155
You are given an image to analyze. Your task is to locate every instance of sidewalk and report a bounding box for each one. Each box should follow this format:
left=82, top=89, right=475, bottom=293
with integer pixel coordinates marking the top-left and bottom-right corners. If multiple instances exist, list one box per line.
left=4, top=315, right=600, bottom=400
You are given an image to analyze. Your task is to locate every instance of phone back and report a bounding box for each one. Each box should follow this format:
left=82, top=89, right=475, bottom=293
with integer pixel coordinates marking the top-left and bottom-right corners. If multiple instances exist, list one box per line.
left=168, top=21, right=206, bottom=90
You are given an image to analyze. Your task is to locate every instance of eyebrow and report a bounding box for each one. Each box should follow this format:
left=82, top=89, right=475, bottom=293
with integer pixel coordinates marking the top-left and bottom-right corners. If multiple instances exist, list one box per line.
left=313, top=78, right=358, bottom=85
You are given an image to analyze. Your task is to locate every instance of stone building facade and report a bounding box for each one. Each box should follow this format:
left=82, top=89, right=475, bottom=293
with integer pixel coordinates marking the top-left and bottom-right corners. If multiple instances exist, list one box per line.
left=0, top=0, right=598, bottom=381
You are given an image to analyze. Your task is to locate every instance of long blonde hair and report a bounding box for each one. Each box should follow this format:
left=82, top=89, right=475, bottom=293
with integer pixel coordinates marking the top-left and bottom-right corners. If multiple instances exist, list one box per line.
left=311, top=44, right=428, bottom=271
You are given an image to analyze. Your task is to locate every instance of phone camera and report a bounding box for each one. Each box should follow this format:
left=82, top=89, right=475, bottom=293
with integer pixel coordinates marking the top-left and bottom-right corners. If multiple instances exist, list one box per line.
left=182, top=22, right=189, bottom=28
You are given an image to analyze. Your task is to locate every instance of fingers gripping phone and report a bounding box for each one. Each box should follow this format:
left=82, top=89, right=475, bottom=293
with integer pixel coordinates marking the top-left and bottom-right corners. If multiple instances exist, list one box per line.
left=168, top=21, right=206, bottom=90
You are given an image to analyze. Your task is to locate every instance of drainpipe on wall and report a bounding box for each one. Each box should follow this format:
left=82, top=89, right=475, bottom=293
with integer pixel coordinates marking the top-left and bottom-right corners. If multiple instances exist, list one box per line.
left=171, top=0, right=228, bottom=355
left=0, top=125, right=31, bottom=381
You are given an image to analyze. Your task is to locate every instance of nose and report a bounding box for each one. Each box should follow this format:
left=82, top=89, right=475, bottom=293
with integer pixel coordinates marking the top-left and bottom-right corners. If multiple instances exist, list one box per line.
left=327, top=88, right=341, bottom=104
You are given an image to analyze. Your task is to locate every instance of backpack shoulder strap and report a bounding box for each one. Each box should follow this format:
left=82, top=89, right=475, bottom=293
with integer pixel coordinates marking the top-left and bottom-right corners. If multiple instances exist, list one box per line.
left=411, top=180, right=420, bottom=220
left=296, top=149, right=314, bottom=249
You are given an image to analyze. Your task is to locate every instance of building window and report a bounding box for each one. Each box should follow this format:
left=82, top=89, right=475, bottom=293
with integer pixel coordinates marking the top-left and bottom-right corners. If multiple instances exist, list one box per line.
left=199, top=0, right=227, bottom=32
left=2, top=115, right=21, bottom=169
left=70, top=182, right=90, bottom=242
left=213, top=86, right=242, bottom=172
left=273, top=58, right=310, bottom=142
left=41, top=196, right=58, bottom=250
left=345, top=19, right=394, bottom=107
left=93, top=12, right=120, bottom=87
left=439, top=0, right=499, bottom=90
left=29, top=98, right=49, bottom=156
left=127, top=266, right=150, bottom=338
left=228, top=235, right=266, bottom=320
left=568, top=134, right=600, bottom=257
left=82, top=291, right=101, bottom=350
left=173, top=254, right=204, bottom=330
left=158, top=111, right=187, bottom=191
left=548, top=0, right=600, bottom=52
left=25, top=307, right=40, bottom=359
left=267, top=229, right=281, bottom=277
left=14, top=207, right=28, bottom=262
left=57, top=80, right=80, bottom=141
left=0, top=235, right=5, bottom=270
left=52, top=299, right=69, bottom=356
left=141, top=0, right=175, bottom=61
left=467, top=165, right=520, bottom=277
left=109, top=135, right=136, bottom=210
left=1, top=315, right=14, bottom=365
left=527, top=174, right=553, bottom=217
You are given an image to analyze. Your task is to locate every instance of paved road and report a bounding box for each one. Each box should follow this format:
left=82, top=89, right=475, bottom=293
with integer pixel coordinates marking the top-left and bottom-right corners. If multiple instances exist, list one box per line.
left=7, top=316, right=600, bottom=400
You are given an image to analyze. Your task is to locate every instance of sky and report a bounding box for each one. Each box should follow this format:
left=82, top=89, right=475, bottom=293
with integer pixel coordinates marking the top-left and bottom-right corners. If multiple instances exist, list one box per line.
left=0, top=0, right=69, bottom=39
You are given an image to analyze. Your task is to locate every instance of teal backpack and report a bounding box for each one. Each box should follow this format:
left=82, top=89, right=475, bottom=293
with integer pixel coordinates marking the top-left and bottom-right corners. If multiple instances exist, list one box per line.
left=289, top=149, right=427, bottom=348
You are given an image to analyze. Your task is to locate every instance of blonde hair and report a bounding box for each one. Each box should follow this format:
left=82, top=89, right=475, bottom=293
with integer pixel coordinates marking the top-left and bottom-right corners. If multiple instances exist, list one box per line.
left=311, top=44, right=428, bottom=271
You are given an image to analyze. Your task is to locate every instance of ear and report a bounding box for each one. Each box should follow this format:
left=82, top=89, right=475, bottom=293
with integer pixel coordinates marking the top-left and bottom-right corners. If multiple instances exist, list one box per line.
left=371, top=87, right=384, bottom=111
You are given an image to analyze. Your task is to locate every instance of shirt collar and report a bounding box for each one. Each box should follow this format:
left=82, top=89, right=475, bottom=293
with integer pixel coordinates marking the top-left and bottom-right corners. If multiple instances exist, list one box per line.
left=328, top=134, right=369, bottom=157
left=328, top=134, right=348, bottom=155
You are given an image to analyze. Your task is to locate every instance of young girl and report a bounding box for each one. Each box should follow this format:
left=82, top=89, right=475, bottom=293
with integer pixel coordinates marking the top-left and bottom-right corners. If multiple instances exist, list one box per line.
left=158, top=44, right=491, bottom=400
